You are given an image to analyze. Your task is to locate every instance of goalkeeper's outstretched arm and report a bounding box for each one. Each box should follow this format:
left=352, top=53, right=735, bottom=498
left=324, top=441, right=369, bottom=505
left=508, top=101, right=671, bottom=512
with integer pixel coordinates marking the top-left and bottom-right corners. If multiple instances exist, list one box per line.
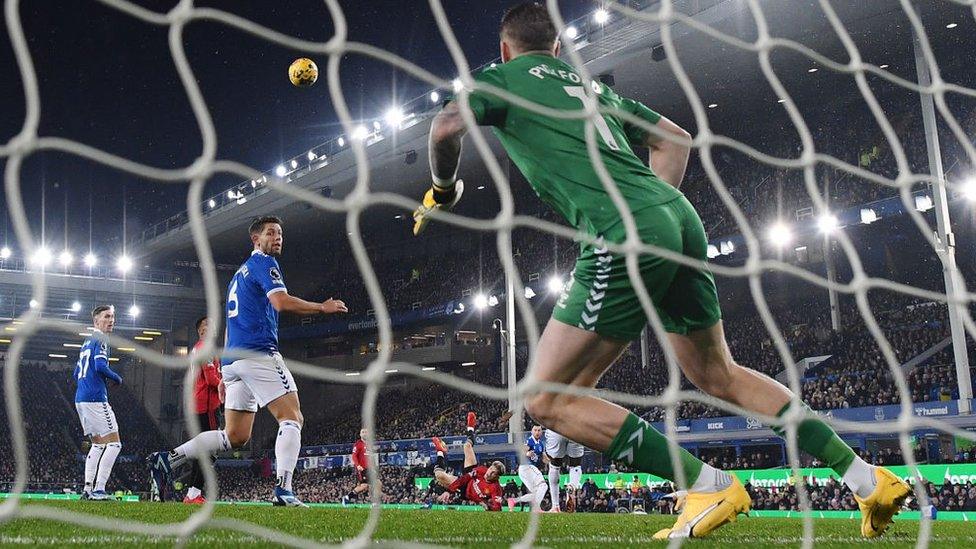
left=644, top=116, right=692, bottom=189
left=428, top=101, right=467, bottom=190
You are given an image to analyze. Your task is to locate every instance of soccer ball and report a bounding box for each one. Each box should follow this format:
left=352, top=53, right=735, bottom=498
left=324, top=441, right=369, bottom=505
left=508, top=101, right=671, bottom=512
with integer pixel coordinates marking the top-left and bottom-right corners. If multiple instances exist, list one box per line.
left=289, top=58, right=318, bottom=87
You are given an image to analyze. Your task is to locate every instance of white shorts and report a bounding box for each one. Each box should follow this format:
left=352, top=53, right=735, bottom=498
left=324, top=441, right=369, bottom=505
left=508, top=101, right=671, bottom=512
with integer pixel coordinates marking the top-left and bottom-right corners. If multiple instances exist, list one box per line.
left=518, top=464, right=546, bottom=492
left=222, top=353, right=297, bottom=413
left=545, top=430, right=584, bottom=459
left=75, top=401, right=118, bottom=438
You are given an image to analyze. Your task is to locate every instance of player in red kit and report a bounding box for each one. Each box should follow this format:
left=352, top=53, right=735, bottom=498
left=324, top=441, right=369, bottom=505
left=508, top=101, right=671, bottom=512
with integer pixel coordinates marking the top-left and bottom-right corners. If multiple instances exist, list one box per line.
left=431, top=412, right=506, bottom=511
left=343, top=428, right=381, bottom=505
left=184, top=316, right=223, bottom=504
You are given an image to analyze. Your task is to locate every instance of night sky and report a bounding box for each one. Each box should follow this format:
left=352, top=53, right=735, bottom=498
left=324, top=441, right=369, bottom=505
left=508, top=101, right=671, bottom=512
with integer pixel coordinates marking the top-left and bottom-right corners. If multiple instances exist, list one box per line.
left=0, top=0, right=590, bottom=256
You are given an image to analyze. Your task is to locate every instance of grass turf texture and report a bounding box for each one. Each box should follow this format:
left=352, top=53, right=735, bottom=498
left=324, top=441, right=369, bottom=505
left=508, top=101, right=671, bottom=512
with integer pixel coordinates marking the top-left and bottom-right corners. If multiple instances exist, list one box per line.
left=0, top=502, right=970, bottom=547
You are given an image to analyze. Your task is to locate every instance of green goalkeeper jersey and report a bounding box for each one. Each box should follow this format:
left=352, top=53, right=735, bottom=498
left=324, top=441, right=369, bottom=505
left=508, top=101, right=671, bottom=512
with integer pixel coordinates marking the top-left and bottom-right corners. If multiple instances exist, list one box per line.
left=464, top=53, right=683, bottom=235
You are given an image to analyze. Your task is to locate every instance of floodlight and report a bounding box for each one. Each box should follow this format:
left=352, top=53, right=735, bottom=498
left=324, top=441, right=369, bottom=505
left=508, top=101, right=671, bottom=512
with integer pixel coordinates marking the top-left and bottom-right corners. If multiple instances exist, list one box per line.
left=565, top=26, right=578, bottom=39
left=0, top=247, right=9, bottom=259
left=352, top=125, right=369, bottom=140
left=84, top=252, right=97, bottom=267
left=208, top=199, right=216, bottom=209
left=29, top=299, right=38, bottom=308
left=487, top=295, right=499, bottom=307
left=707, top=103, right=718, bottom=109
left=946, top=23, right=958, bottom=29
left=384, top=107, right=405, bottom=128
left=31, top=247, right=52, bottom=267
left=707, top=244, right=720, bottom=259
left=117, top=255, right=133, bottom=273
left=962, top=177, right=976, bottom=202
left=473, top=293, right=489, bottom=310
left=767, top=222, right=793, bottom=247
left=59, top=250, right=73, bottom=267
left=860, top=208, right=879, bottom=224
left=274, top=165, right=287, bottom=177
left=430, top=91, right=440, bottom=103
left=129, top=304, right=140, bottom=318
left=227, top=189, right=236, bottom=199
left=307, top=151, right=317, bottom=161
left=290, top=159, right=298, bottom=169
left=914, top=195, right=933, bottom=212
left=70, top=301, right=81, bottom=312
left=548, top=275, right=564, bottom=294
left=337, top=136, right=346, bottom=147
left=817, top=213, right=839, bottom=234
left=594, top=8, right=610, bottom=24
left=452, top=79, right=463, bottom=93
left=372, top=121, right=381, bottom=131
left=524, top=287, right=536, bottom=299
left=720, top=241, right=735, bottom=255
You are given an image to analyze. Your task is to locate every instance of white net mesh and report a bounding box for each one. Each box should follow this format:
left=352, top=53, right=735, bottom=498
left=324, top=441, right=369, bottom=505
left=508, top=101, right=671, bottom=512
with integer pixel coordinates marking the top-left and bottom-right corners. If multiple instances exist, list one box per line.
left=1, top=0, right=975, bottom=546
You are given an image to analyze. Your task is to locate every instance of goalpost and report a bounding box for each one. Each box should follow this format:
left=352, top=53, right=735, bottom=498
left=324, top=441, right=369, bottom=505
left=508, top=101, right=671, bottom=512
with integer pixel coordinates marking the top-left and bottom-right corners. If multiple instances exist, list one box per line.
left=1, top=0, right=974, bottom=546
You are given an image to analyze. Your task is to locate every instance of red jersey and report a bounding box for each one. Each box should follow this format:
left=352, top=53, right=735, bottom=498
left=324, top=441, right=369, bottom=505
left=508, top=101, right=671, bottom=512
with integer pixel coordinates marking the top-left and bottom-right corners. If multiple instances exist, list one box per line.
left=191, top=340, right=222, bottom=414
left=351, top=439, right=367, bottom=469
left=448, top=465, right=503, bottom=511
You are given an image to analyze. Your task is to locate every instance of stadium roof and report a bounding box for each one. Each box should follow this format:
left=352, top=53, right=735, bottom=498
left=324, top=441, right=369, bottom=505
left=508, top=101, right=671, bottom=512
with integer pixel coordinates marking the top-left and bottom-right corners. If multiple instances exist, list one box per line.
left=132, top=0, right=975, bottom=269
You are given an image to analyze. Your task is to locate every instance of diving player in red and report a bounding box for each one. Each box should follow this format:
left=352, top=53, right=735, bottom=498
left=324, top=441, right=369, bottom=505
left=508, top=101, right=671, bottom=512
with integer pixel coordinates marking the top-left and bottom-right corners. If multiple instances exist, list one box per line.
left=431, top=412, right=506, bottom=511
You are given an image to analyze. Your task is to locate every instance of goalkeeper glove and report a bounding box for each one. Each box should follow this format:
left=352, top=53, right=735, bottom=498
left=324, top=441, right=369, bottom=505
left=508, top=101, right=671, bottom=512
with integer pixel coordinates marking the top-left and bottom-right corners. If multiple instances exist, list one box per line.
left=412, top=179, right=464, bottom=235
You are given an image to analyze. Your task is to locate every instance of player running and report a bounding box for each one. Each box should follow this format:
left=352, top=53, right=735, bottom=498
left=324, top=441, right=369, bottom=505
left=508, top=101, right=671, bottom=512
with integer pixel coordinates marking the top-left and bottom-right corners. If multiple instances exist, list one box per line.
left=343, top=428, right=382, bottom=505
left=431, top=413, right=506, bottom=511
left=414, top=2, right=909, bottom=539
left=150, top=215, right=349, bottom=507
left=507, top=424, right=548, bottom=511
left=74, top=305, right=123, bottom=501
left=544, top=429, right=583, bottom=513
left=182, top=315, right=223, bottom=504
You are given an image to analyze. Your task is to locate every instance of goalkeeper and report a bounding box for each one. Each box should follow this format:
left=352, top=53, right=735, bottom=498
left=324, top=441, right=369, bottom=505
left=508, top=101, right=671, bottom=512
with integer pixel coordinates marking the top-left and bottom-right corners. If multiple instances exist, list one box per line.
left=414, top=2, right=909, bottom=540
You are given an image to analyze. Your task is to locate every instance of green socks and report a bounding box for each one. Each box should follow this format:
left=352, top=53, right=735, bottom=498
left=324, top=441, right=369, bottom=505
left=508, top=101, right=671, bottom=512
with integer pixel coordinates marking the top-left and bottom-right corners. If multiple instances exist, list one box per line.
left=605, top=413, right=703, bottom=484
left=772, top=402, right=856, bottom=475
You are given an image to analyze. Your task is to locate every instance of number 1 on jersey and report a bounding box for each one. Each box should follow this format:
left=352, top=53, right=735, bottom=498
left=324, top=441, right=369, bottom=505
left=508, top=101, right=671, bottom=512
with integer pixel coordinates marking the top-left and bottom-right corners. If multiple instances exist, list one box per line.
left=563, top=86, right=620, bottom=151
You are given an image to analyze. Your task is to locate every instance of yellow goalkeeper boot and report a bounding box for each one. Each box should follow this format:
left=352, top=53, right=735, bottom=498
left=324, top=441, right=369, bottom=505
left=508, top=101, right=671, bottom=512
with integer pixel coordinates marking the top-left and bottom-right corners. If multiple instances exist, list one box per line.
left=854, top=467, right=911, bottom=538
left=652, top=476, right=750, bottom=540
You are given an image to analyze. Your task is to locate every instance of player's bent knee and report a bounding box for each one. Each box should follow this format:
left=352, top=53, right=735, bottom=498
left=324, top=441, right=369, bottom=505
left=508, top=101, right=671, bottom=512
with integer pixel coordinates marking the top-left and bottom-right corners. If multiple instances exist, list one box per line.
left=225, top=430, right=250, bottom=448
left=525, top=392, right=574, bottom=431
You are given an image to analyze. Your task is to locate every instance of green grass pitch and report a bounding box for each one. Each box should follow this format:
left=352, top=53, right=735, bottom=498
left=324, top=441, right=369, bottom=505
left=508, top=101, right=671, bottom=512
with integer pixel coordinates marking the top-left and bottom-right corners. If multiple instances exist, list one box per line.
left=0, top=502, right=971, bottom=547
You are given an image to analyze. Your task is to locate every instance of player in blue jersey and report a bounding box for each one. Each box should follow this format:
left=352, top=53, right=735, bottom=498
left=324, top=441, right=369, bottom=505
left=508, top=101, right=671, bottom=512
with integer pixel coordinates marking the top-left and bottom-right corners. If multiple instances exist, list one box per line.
left=149, top=215, right=348, bottom=506
left=507, top=424, right=548, bottom=511
left=74, top=304, right=123, bottom=501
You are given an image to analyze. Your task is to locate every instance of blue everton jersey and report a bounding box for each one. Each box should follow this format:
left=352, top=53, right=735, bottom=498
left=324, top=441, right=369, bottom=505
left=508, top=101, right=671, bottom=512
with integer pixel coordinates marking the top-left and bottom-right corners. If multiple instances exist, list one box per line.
left=526, top=435, right=545, bottom=467
left=225, top=250, right=287, bottom=362
left=74, top=331, right=122, bottom=402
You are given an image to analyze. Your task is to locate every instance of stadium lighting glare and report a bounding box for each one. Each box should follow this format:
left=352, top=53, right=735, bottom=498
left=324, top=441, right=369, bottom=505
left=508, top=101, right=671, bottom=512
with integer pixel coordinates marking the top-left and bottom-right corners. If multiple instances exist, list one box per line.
left=860, top=208, right=880, bottom=224
left=961, top=177, right=976, bottom=202
left=452, top=79, right=463, bottom=93
left=776, top=98, right=786, bottom=103
left=707, top=103, right=718, bottom=109
left=344, top=372, right=360, bottom=376
left=48, top=354, right=68, bottom=359
left=274, top=164, right=287, bottom=177
left=807, top=67, right=818, bottom=73
left=128, top=304, right=140, bottom=318
left=70, top=301, right=81, bottom=312
left=946, top=22, right=958, bottom=29
left=524, top=286, right=536, bottom=299
left=372, top=121, right=381, bottom=131
left=594, top=8, right=610, bottom=24
left=490, top=63, right=497, bottom=68
left=307, top=151, right=317, bottom=161
left=352, top=125, right=369, bottom=141
left=720, top=240, right=735, bottom=255
left=767, top=222, right=793, bottom=247
left=915, top=194, right=934, bottom=212
left=29, top=299, right=38, bottom=308
left=547, top=275, right=564, bottom=294
left=879, top=64, right=889, bottom=69
left=84, top=252, right=97, bottom=267
left=384, top=369, right=398, bottom=374
left=337, top=136, right=345, bottom=147
left=63, top=343, right=82, bottom=348
left=208, top=199, right=216, bottom=209
left=461, top=362, right=477, bottom=366
left=477, top=185, right=486, bottom=190
left=116, top=255, right=133, bottom=273
left=817, top=213, right=840, bottom=234
left=452, top=302, right=465, bottom=314
left=473, top=293, right=489, bottom=310
left=226, top=189, right=236, bottom=199
left=290, top=159, right=298, bottom=169
left=0, top=247, right=10, bottom=259
left=486, top=295, right=499, bottom=307
left=565, top=25, right=578, bottom=39
left=429, top=91, right=440, bottom=103
left=251, top=179, right=258, bottom=188
left=422, top=366, right=436, bottom=371
left=384, top=107, right=405, bottom=128
left=31, top=247, right=52, bottom=267
left=58, top=250, right=73, bottom=267
left=706, top=244, right=720, bottom=259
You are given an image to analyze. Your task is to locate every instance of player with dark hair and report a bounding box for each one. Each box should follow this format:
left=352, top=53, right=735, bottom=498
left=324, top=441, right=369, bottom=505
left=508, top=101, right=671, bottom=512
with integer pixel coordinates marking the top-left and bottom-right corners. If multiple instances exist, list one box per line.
left=74, top=304, right=122, bottom=501
left=430, top=413, right=506, bottom=511
left=182, top=315, right=223, bottom=504
left=150, top=215, right=349, bottom=506
left=414, top=2, right=909, bottom=539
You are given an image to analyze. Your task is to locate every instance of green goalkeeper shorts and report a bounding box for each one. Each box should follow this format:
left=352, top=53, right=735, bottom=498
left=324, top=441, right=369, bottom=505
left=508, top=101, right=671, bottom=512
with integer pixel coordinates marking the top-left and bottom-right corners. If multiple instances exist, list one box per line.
left=551, top=195, right=721, bottom=341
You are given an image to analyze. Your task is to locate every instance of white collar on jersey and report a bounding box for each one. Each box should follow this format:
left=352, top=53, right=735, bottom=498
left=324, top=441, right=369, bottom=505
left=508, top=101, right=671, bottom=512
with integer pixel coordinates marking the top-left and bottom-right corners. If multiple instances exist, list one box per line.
left=91, top=328, right=103, bottom=334
left=251, top=249, right=267, bottom=257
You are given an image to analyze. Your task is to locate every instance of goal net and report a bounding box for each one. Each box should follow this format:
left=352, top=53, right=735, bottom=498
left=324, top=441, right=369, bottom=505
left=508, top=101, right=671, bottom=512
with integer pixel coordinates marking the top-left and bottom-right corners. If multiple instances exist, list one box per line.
left=2, top=0, right=975, bottom=546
